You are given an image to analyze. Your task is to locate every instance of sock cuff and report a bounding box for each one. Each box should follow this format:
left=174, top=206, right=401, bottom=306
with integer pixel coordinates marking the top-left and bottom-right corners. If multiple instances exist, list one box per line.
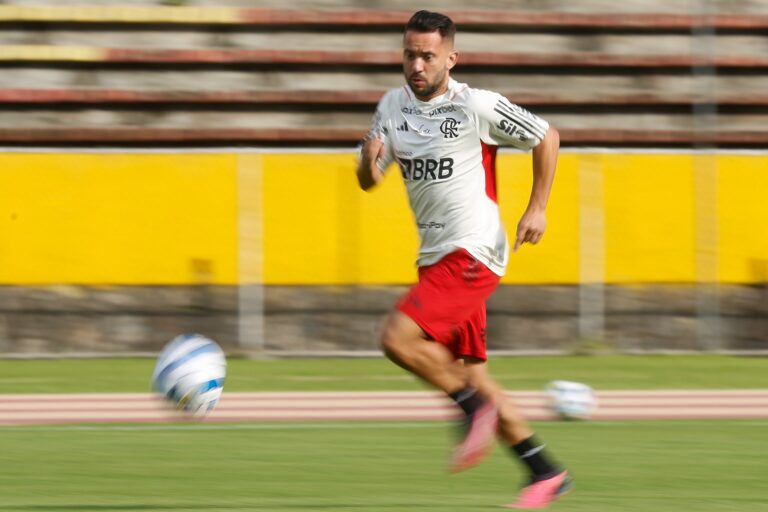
left=449, top=387, right=478, bottom=404
left=512, top=436, right=544, bottom=457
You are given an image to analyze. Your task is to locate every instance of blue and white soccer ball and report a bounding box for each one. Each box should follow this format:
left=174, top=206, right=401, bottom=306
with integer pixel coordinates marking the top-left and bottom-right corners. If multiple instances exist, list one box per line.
left=151, top=334, right=227, bottom=417
left=545, top=380, right=598, bottom=420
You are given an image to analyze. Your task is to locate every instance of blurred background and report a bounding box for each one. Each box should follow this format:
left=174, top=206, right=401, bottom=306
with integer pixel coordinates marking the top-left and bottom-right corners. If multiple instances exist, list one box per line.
left=0, top=0, right=767, bottom=357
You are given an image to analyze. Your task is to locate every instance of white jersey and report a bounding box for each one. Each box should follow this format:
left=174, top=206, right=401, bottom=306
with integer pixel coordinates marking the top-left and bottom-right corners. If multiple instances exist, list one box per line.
left=367, top=78, right=549, bottom=276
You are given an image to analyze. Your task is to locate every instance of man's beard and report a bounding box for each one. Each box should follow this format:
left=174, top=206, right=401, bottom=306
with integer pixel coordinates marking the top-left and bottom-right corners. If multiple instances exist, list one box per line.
left=407, top=80, right=439, bottom=99
left=406, top=70, right=445, bottom=99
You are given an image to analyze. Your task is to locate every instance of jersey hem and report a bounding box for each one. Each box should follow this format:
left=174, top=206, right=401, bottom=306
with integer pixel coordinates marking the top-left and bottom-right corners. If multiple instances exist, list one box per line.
left=416, top=245, right=506, bottom=277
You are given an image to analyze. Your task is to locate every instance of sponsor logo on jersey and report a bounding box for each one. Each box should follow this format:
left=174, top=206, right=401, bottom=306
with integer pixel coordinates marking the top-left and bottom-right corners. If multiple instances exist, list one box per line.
left=418, top=221, right=446, bottom=230
left=440, top=118, right=460, bottom=138
left=497, top=119, right=529, bottom=142
left=493, top=99, right=546, bottom=140
left=395, top=119, right=429, bottom=135
left=428, top=104, right=456, bottom=117
left=398, top=157, right=454, bottom=181
left=401, top=104, right=456, bottom=117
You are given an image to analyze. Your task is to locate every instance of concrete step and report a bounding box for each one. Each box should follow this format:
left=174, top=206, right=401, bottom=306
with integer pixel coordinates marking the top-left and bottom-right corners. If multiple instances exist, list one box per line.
left=5, top=1, right=768, bottom=16
left=0, top=32, right=765, bottom=57
left=1, top=45, right=767, bottom=67
left=0, top=72, right=763, bottom=106
left=0, top=86, right=765, bottom=106
left=0, top=109, right=757, bottom=131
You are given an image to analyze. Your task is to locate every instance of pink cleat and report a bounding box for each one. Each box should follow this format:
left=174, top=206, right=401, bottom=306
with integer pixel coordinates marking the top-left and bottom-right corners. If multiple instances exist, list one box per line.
left=504, top=470, right=573, bottom=509
left=449, top=401, right=498, bottom=473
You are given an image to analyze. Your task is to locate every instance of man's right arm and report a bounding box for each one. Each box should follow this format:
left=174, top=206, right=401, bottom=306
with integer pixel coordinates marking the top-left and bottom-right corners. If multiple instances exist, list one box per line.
left=356, top=137, right=386, bottom=191
left=357, top=92, right=396, bottom=191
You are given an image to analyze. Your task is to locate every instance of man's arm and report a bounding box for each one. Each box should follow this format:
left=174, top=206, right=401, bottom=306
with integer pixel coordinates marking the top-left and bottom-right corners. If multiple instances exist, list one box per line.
left=514, top=126, right=559, bottom=252
left=356, top=137, right=386, bottom=191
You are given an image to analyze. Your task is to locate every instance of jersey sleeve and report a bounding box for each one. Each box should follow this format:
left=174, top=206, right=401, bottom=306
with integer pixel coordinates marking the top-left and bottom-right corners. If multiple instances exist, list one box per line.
left=361, top=94, right=396, bottom=172
left=467, top=89, right=549, bottom=150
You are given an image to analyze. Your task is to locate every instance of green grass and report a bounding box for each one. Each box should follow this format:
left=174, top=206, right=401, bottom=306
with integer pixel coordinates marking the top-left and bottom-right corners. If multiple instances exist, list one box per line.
left=1, top=356, right=765, bottom=511
left=0, top=420, right=765, bottom=511
left=0, top=355, right=765, bottom=394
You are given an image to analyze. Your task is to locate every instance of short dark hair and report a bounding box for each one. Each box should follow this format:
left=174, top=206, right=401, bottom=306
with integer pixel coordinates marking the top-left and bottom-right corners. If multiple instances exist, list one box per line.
left=405, top=10, right=456, bottom=41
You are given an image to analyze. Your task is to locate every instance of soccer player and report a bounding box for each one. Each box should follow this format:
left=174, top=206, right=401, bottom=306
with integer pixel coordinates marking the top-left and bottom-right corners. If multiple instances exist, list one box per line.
left=355, top=10, right=571, bottom=509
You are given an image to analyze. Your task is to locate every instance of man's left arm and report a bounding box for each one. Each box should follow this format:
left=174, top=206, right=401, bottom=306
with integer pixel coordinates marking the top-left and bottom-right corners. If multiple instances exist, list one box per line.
left=513, top=126, right=559, bottom=252
left=465, top=89, right=559, bottom=251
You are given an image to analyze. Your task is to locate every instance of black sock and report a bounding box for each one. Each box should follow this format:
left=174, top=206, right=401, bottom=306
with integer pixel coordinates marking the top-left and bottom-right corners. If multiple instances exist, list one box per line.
left=511, top=436, right=561, bottom=480
left=449, top=387, right=484, bottom=416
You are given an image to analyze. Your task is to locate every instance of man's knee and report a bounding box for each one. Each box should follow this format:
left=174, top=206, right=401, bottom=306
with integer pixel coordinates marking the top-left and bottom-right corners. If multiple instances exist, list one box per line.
left=379, top=311, right=423, bottom=357
left=379, top=315, right=404, bottom=356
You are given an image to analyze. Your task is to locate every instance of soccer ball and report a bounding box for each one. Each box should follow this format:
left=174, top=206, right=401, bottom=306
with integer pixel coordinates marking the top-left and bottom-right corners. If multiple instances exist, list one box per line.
left=151, top=334, right=227, bottom=417
left=545, top=380, right=597, bottom=420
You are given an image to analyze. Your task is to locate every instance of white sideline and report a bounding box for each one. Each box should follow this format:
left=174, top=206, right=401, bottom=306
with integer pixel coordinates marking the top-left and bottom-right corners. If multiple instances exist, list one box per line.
left=0, top=390, right=766, bottom=426
left=2, top=419, right=768, bottom=433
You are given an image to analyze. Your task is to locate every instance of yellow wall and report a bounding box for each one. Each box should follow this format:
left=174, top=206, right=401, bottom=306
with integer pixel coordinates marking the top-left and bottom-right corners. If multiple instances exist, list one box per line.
left=1, top=151, right=766, bottom=285
left=602, top=154, right=698, bottom=283
left=718, top=155, right=768, bottom=282
left=0, top=153, right=238, bottom=284
left=260, top=154, right=418, bottom=285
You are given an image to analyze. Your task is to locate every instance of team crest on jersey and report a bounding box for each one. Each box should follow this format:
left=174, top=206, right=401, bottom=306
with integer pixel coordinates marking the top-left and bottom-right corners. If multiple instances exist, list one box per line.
left=440, top=118, right=460, bottom=138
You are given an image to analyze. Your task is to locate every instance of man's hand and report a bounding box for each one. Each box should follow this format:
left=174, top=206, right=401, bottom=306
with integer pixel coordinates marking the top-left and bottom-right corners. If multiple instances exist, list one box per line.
left=513, top=208, right=546, bottom=252
left=357, top=136, right=386, bottom=191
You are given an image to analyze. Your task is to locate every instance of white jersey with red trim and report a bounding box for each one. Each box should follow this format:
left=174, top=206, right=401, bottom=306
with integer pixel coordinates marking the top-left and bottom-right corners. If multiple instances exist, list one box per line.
left=368, top=78, right=549, bottom=276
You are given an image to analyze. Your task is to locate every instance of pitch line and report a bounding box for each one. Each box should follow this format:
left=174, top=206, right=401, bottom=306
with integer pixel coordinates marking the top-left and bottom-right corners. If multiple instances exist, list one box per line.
left=0, top=421, right=446, bottom=432
left=0, top=390, right=766, bottom=426
left=3, top=419, right=768, bottom=433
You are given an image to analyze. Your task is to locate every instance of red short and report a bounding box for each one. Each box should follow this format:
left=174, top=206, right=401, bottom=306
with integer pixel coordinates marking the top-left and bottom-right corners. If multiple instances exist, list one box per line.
left=396, top=249, right=501, bottom=361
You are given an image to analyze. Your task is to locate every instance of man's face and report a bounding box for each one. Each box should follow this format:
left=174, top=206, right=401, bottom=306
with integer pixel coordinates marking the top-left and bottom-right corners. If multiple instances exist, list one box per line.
left=403, top=30, right=457, bottom=101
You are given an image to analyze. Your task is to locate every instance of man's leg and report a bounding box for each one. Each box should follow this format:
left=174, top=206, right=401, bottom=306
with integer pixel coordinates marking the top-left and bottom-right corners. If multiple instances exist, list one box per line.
left=379, top=310, right=498, bottom=472
left=464, top=360, right=573, bottom=509
left=382, top=250, right=502, bottom=472
left=380, top=310, right=466, bottom=392
left=463, top=358, right=532, bottom=443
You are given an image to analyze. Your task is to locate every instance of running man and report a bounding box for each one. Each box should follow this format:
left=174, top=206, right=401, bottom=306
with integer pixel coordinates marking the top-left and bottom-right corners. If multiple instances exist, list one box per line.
left=355, top=10, right=571, bottom=509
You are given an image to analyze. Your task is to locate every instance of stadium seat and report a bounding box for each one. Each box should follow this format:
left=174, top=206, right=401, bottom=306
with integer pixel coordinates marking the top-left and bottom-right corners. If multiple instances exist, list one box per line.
left=0, top=5, right=766, bottom=146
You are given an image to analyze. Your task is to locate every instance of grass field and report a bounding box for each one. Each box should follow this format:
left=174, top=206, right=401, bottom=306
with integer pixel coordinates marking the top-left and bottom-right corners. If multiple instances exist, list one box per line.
left=1, top=419, right=765, bottom=512
left=1, top=355, right=765, bottom=511
left=0, top=354, right=765, bottom=393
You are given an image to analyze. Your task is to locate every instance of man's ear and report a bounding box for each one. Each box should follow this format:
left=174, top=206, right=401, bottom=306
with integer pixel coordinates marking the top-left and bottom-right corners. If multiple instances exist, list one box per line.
left=447, top=49, right=458, bottom=70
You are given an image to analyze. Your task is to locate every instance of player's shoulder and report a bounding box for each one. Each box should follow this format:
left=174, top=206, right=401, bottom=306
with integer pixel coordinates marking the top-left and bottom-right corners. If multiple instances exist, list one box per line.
left=448, top=80, right=502, bottom=109
left=377, top=86, right=412, bottom=112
